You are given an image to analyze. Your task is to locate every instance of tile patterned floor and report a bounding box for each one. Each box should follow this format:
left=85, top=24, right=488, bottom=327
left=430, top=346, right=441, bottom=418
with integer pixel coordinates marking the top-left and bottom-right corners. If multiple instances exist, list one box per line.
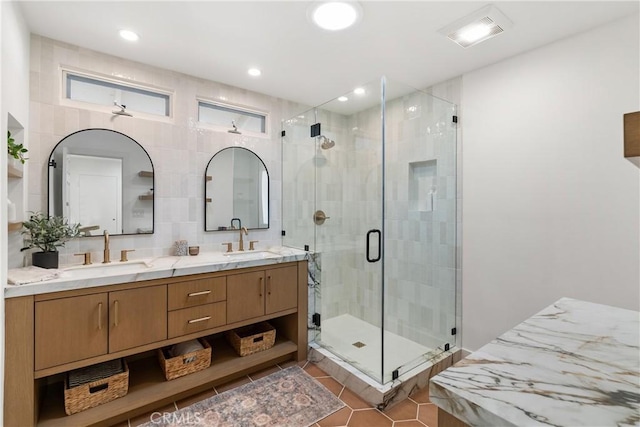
left=115, top=360, right=439, bottom=427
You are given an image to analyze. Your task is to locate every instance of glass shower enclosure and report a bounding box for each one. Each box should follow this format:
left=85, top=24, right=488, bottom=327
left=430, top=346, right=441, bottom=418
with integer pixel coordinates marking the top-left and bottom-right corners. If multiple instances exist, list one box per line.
left=282, top=77, right=458, bottom=384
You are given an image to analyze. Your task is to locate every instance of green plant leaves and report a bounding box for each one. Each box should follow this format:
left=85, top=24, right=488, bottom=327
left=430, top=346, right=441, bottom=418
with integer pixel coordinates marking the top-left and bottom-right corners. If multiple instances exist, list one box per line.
left=21, top=212, right=81, bottom=253
left=7, top=130, right=28, bottom=164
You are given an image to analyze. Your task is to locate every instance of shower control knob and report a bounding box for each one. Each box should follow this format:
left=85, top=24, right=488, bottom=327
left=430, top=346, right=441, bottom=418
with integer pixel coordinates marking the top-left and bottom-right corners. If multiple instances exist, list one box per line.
left=313, top=210, right=330, bottom=225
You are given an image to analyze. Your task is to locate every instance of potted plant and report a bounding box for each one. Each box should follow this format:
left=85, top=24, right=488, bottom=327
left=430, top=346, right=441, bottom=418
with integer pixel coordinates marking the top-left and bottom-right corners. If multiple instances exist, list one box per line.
left=21, top=212, right=80, bottom=269
left=7, top=130, right=28, bottom=164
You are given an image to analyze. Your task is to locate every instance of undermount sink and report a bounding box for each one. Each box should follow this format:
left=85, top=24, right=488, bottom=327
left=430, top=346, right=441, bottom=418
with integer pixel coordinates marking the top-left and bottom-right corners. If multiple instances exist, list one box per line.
left=223, top=250, right=279, bottom=261
left=62, top=260, right=152, bottom=279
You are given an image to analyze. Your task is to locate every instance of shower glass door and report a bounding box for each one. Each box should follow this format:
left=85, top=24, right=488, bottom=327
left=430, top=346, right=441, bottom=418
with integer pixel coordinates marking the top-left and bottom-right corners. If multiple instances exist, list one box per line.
left=282, top=80, right=386, bottom=383
left=381, top=79, right=458, bottom=383
left=312, top=80, right=385, bottom=383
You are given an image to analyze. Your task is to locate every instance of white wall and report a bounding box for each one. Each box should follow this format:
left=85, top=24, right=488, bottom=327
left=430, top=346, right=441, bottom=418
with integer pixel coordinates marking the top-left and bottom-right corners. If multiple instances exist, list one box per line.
left=461, top=14, right=640, bottom=351
left=1, top=0, right=31, bottom=421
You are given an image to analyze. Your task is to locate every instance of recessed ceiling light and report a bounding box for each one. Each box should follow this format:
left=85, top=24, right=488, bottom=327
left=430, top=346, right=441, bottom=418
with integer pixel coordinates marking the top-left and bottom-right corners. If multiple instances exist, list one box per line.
left=438, top=5, right=512, bottom=48
left=338, top=96, right=348, bottom=102
left=353, top=87, right=365, bottom=95
left=248, top=68, right=262, bottom=77
left=309, top=1, right=362, bottom=31
left=119, top=30, right=139, bottom=42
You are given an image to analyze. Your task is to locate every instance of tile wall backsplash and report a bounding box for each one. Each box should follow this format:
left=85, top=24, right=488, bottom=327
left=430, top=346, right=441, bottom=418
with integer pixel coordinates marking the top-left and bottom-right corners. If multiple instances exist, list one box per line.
left=9, top=35, right=309, bottom=268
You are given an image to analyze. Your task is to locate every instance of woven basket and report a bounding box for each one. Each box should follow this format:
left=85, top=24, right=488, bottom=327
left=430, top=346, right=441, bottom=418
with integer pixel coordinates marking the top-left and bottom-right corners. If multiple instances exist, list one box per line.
left=226, top=322, right=276, bottom=356
left=64, top=359, right=129, bottom=415
left=157, top=338, right=212, bottom=381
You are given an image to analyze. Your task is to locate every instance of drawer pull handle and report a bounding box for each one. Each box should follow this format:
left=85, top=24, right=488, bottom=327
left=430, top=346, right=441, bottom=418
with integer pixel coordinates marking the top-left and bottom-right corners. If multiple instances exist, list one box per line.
left=188, top=290, right=211, bottom=297
left=267, top=275, right=271, bottom=295
left=98, top=303, right=102, bottom=330
left=188, top=316, right=211, bottom=324
left=114, top=300, right=119, bottom=327
left=259, top=276, right=263, bottom=297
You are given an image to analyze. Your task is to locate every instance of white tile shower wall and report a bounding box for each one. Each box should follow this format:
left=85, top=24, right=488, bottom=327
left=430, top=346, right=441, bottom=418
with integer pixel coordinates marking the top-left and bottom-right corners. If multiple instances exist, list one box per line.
left=16, top=35, right=310, bottom=267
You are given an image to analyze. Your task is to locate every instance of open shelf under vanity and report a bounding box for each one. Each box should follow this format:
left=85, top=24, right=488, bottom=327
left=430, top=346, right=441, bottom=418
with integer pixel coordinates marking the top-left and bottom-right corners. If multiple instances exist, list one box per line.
left=37, top=336, right=297, bottom=427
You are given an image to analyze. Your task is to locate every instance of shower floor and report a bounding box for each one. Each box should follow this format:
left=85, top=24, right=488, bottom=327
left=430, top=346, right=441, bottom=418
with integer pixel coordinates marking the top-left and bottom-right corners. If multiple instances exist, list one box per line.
left=319, top=314, right=432, bottom=382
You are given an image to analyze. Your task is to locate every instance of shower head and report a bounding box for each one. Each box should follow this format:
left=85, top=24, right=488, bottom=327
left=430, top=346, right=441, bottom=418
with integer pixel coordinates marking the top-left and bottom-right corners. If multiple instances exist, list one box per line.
left=112, top=102, right=132, bottom=117
left=319, top=135, right=335, bottom=150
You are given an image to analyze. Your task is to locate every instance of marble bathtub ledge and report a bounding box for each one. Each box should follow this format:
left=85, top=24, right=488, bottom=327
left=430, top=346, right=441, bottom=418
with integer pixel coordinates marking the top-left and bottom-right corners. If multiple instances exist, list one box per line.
left=429, top=297, right=640, bottom=427
left=5, top=247, right=308, bottom=298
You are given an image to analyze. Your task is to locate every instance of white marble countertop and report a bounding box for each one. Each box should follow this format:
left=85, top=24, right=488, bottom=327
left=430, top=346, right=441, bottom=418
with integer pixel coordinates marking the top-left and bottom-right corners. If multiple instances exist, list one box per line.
left=429, top=297, right=640, bottom=427
left=5, top=247, right=308, bottom=298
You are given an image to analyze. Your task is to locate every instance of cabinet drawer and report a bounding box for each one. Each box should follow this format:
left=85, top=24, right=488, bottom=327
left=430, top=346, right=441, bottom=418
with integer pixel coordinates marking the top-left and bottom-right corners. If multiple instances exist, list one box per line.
left=168, top=302, right=227, bottom=339
left=168, top=277, right=226, bottom=310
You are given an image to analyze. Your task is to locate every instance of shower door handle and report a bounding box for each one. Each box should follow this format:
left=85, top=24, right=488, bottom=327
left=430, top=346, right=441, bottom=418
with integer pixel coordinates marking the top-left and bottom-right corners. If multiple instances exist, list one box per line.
left=366, top=229, right=381, bottom=263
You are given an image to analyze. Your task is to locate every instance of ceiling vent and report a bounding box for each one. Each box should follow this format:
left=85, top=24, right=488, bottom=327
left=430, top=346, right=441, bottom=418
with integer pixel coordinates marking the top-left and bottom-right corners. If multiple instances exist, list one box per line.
left=438, top=4, right=513, bottom=48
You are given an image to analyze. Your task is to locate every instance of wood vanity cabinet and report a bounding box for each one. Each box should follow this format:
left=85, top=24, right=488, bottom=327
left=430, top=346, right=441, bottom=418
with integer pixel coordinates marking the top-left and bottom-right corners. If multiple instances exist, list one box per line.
left=226, top=265, right=298, bottom=323
left=167, top=276, right=227, bottom=339
left=265, top=265, right=298, bottom=314
left=35, top=293, right=109, bottom=371
left=108, top=286, right=167, bottom=353
left=4, top=260, right=308, bottom=427
left=34, top=285, right=167, bottom=370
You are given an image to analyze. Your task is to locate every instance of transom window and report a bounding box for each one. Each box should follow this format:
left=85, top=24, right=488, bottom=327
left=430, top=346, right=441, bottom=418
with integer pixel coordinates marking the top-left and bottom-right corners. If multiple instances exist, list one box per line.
left=198, top=100, right=267, bottom=135
left=64, top=71, right=171, bottom=117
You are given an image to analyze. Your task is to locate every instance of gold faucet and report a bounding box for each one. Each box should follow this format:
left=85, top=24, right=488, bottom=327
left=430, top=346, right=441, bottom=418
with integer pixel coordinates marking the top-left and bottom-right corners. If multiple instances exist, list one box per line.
left=238, top=227, right=248, bottom=251
left=103, top=230, right=111, bottom=263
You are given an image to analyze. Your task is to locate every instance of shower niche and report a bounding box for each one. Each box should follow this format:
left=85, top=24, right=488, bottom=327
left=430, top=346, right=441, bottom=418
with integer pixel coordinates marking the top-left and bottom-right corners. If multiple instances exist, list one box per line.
left=409, top=159, right=437, bottom=213
left=282, top=76, right=459, bottom=396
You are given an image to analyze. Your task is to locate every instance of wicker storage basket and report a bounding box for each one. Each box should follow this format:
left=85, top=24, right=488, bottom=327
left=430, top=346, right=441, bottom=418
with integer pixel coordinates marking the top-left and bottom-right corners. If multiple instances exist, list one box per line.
left=157, top=338, right=212, bottom=381
left=64, top=359, right=129, bottom=415
left=226, top=322, right=276, bottom=356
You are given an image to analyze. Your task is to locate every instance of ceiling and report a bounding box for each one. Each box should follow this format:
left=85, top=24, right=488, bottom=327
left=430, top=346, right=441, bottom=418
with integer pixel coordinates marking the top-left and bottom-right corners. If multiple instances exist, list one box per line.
left=19, top=1, right=639, bottom=109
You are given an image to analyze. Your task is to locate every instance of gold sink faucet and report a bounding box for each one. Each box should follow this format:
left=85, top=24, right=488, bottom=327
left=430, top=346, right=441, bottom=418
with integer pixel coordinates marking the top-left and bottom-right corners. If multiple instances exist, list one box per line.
left=238, top=227, right=248, bottom=251
left=103, top=230, right=111, bottom=263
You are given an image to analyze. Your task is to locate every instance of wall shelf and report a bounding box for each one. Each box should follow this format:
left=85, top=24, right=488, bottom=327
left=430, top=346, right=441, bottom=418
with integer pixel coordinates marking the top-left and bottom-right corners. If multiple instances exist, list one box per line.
left=138, top=171, right=153, bottom=178
left=138, top=195, right=153, bottom=201
left=8, top=163, right=23, bottom=178
left=8, top=222, right=22, bottom=232
left=624, top=111, right=640, bottom=157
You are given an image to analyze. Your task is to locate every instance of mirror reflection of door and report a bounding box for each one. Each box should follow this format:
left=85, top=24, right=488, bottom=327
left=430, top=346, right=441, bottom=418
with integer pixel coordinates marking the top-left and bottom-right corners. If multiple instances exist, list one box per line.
left=64, top=154, right=122, bottom=234
left=48, top=129, right=154, bottom=236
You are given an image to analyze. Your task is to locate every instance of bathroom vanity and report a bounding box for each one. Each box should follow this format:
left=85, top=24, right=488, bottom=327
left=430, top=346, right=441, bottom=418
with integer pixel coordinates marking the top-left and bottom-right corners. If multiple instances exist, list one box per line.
left=429, top=298, right=639, bottom=427
left=4, top=248, right=308, bottom=427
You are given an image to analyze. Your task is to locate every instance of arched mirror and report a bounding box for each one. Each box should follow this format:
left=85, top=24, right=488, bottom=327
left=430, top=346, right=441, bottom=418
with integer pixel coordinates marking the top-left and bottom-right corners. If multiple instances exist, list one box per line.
left=205, top=147, right=269, bottom=231
left=48, top=128, right=154, bottom=236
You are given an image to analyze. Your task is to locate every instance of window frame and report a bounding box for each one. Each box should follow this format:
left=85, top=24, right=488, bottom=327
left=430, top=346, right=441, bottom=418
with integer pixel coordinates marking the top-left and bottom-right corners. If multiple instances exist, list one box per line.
left=60, top=67, right=174, bottom=122
left=196, top=97, right=270, bottom=138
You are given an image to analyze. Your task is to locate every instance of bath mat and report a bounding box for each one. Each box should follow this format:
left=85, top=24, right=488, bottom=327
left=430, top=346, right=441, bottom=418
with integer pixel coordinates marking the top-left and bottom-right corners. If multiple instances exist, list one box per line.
left=140, top=365, right=345, bottom=426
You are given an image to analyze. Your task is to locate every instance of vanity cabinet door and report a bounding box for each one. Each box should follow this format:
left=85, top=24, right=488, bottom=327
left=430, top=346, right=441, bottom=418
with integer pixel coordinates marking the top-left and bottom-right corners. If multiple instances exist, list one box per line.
left=265, top=265, right=298, bottom=314
left=109, top=285, right=167, bottom=353
left=35, top=293, right=108, bottom=371
left=226, top=271, right=265, bottom=324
